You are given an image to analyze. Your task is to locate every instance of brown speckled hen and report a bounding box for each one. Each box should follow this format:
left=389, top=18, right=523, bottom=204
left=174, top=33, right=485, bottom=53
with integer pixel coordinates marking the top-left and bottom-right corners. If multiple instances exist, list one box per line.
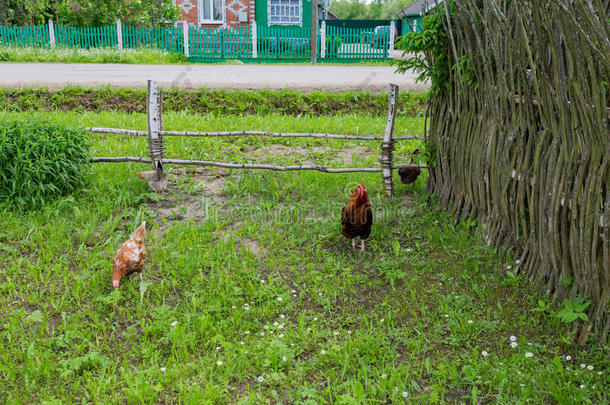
left=112, top=221, right=146, bottom=289
left=341, top=183, right=373, bottom=253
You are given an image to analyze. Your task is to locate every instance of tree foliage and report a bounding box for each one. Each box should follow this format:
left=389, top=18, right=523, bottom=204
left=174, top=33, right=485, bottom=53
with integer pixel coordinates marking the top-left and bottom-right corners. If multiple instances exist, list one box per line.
left=0, top=0, right=181, bottom=26
left=330, top=0, right=416, bottom=20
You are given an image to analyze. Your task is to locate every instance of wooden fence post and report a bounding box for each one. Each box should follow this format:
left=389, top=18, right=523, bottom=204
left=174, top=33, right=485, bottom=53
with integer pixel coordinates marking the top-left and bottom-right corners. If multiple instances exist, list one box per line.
left=320, top=21, right=326, bottom=59
left=48, top=19, right=55, bottom=48
left=389, top=20, right=395, bottom=51
left=147, top=80, right=166, bottom=187
left=252, top=21, right=258, bottom=58
left=183, top=21, right=190, bottom=57
left=116, top=19, right=123, bottom=50
left=381, top=83, right=398, bottom=197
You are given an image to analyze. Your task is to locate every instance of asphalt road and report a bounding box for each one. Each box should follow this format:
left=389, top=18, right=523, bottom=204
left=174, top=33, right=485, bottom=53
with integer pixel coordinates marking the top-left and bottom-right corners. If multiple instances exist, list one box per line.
left=0, top=63, right=428, bottom=92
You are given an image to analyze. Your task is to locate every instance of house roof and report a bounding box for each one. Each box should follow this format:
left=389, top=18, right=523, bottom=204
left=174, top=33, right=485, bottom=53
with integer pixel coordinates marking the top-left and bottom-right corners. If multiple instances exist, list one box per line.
left=399, top=0, right=444, bottom=17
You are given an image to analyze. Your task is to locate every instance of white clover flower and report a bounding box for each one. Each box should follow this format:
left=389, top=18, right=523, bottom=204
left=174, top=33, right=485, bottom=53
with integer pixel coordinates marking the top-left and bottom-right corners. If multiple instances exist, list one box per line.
left=319, top=292, right=322, bottom=296
left=216, top=346, right=221, bottom=351
left=232, top=305, right=236, bottom=309
left=270, top=330, right=274, bottom=334
left=280, top=314, right=285, bottom=319
left=171, top=321, right=179, bottom=327
left=402, top=391, right=408, bottom=398
left=278, top=324, right=284, bottom=329
left=515, top=259, right=521, bottom=264
left=240, top=341, right=244, bottom=345
left=277, top=297, right=283, bottom=302
left=244, top=306, right=250, bottom=311
left=510, top=336, right=517, bottom=342
left=580, top=363, right=586, bottom=369
left=282, top=355, right=287, bottom=361
left=260, top=332, right=265, bottom=336
left=260, top=279, right=265, bottom=284
left=334, top=331, right=339, bottom=335
left=244, top=330, right=250, bottom=335
left=468, top=320, right=474, bottom=324
left=380, top=318, right=385, bottom=323
left=321, top=349, right=326, bottom=355
left=264, top=325, right=269, bottom=330
left=160, top=367, right=166, bottom=372
left=444, top=314, right=449, bottom=318
left=510, top=342, right=518, bottom=348
left=579, top=384, right=584, bottom=389
left=258, top=376, right=264, bottom=382
left=314, top=317, right=318, bottom=321
left=381, top=373, right=387, bottom=379
left=565, top=355, right=572, bottom=361
left=347, top=331, right=352, bottom=335
left=291, top=289, right=296, bottom=293
left=520, top=384, right=525, bottom=387
left=598, top=371, right=602, bottom=375
left=274, top=322, right=279, bottom=326
left=527, top=343, right=532, bottom=346
left=525, top=352, right=533, bottom=358
left=278, top=333, right=284, bottom=338
left=481, top=351, right=488, bottom=357
left=217, top=360, right=223, bottom=366
left=587, top=365, right=593, bottom=371
left=438, top=282, right=442, bottom=286
left=405, top=248, right=413, bottom=252
left=307, top=327, right=311, bottom=331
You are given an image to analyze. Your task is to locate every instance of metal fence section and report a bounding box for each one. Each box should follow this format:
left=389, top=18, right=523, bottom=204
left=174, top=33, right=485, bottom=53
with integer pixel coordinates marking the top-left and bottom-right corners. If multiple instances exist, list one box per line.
left=55, top=24, right=117, bottom=49
left=122, top=25, right=184, bottom=53
left=0, top=19, right=395, bottom=61
left=0, top=24, right=49, bottom=47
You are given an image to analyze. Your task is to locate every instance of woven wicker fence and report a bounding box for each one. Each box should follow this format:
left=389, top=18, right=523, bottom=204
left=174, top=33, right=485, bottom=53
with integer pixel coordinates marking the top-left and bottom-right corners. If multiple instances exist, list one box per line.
left=426, top=0, right=609, bottom=343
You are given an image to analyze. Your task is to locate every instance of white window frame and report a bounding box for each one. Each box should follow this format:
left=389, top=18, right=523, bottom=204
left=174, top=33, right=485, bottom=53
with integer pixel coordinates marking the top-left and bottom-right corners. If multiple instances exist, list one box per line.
left=199, top=0, right=225, bottom=24
left=267, top=0, right=302, bottom=27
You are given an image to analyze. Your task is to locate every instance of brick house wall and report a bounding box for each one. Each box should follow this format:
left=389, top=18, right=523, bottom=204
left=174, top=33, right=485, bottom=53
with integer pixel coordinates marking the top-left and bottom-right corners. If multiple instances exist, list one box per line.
left=175, top=0, right=253, bottom=27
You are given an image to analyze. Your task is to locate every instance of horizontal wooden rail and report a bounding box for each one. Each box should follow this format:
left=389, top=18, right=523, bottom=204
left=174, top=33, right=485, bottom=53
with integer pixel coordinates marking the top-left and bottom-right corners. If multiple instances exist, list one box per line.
left=87, top=127, right=426, bottom=141
left=90, top=157, right=428, bottom=172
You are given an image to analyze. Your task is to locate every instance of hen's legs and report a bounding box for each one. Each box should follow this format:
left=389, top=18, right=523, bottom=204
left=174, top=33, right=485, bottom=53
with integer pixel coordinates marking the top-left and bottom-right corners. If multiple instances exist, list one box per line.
left=360, top=239, right=365, bottom=253
left=351, top=239, right=356, bottom=250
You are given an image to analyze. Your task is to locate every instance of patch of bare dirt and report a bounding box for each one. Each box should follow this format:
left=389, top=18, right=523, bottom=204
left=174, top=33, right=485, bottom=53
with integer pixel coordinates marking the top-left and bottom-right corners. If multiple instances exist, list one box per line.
left=221, top=221, right=268, bottom=257
left=146, top=167, right=230, bottom=238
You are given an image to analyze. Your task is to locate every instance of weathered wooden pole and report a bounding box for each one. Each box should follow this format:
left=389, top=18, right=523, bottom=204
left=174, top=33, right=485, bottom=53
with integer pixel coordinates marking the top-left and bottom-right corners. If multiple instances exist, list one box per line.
left=146, top=80, right=165, bottom=185
left=48, top=19, right=55, bottom=48
left=310, top=0, right=318, bottom=64
left=116, top=19, right=123, bottom=50
left=381, top=83, right=398, bottom=197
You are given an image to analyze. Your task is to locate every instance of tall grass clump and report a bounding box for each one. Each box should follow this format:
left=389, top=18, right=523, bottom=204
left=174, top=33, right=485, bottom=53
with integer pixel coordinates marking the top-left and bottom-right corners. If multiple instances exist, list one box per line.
left=0, top=116, right=90, bottom=209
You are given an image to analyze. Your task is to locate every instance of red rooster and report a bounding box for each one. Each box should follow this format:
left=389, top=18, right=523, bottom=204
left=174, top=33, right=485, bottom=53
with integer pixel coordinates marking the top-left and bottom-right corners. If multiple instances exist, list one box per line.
left=341, top=183, right=373, bottom=252
left=112, top=221, right=147, bottom=289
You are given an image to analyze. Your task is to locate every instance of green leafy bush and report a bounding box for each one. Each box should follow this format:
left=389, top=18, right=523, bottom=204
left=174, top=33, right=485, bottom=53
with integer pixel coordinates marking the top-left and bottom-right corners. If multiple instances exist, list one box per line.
left=395, top=5, right=451, bottom=95
left=0, top=116, right=90, bottom=209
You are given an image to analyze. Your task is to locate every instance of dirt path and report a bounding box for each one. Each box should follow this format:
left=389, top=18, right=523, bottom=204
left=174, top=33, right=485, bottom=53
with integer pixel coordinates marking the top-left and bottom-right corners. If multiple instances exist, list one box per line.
left=0, top=63, right=428, bottom=92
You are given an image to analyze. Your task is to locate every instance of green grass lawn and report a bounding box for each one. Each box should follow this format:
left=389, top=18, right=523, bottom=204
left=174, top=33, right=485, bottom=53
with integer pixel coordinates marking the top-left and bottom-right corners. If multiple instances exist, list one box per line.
left=0, top=111, right=607, bottom=403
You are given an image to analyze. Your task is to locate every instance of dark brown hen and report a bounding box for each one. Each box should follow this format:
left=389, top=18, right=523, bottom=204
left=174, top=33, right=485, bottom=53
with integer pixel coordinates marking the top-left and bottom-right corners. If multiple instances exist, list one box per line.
left=341, top=183, right=373, bottom=252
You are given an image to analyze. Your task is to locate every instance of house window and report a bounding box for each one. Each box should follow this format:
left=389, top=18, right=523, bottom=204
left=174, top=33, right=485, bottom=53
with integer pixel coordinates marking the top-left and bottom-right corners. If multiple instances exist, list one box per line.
left=199, top=0, right=224, bottom=23
left=269, top=0, right=301, bottom=25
